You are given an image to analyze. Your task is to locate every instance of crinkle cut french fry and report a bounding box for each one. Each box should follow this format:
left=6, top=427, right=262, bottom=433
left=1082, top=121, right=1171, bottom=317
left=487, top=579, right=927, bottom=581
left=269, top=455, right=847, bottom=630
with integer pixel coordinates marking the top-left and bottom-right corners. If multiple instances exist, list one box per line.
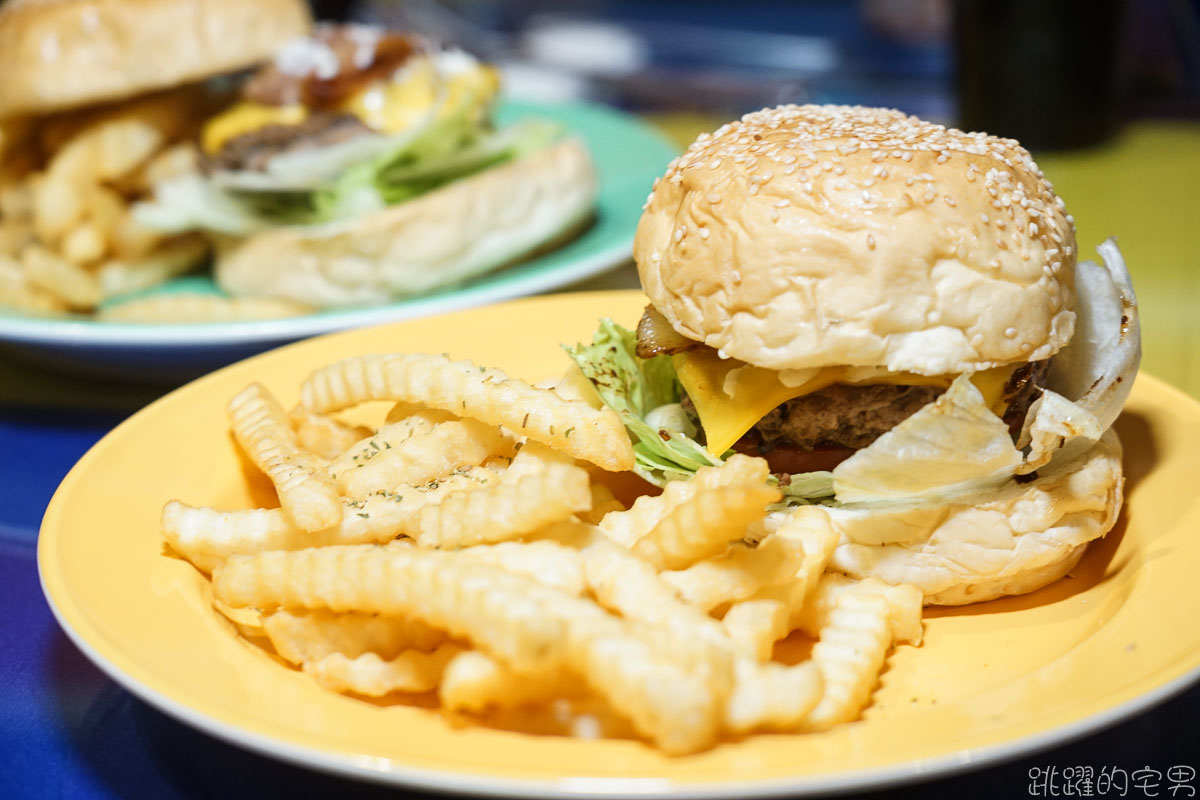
left=460, top=540, right=585, bottom=595
left=578, top=482, right=624, bottom=525
left=327, top=410, right=451, bottom=477
left=440, top=650, right=579, bottom=713
left=410, top=456, right=592, bottom=549
left=303, top=644, right=462, bottom=697
left=750, top=506, right=841, bottom=629
left=724, top=658, right=823, bottom=734
left=227, top=383, right=342, bottom=532
left=298, top=353, right=635, bottom=472
left=0, top=252, right=68, bottom=312
left=796, top=573, right=924, bottom=646
left=20, top=243, right=101, bottom=309
left=213, top=544, right=570, bottom=674
left=95, top=234, right=208, bottom=300
left=214, top=544, right=720, bottom=752
left=571, top=617, right=720, bottom=754
left=162, top=501, right=307, bottom=572
left=262, top=609, right=446, bottom=664
left=660, top=532, right=809, bottom=612
left=581, top=535, right=732, bottom=657
left=598, top=454, right=770, bottom=548
left=721, top=599, right=789, bottom=661
left=287, top=405, right=372, bottom=462
left=802, top=590, right=894, bottom=731
left=631, top=484, right=781, bottom=570
left=335, top=419, right=514, bottom=499
left=162, top=467, right=500, bottom=569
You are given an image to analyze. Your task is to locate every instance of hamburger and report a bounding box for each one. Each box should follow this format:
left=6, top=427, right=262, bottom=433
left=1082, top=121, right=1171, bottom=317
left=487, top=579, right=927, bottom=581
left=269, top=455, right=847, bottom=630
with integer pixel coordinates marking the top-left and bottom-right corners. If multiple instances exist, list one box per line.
left=0, top=0, right=594, bottom=316
left=136, top=21, right=595, bottom=308
left=0, top=0, right=310, bottom=313
left=567, top=104, right=1140, bottom=605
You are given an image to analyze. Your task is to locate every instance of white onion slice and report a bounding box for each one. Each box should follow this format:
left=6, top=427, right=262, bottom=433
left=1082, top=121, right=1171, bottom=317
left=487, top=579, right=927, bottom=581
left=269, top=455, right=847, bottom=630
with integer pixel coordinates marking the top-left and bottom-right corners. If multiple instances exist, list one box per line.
left=1043, top=239, right=1141, bottom=438
left=832, top=241, right=1140, bottom=505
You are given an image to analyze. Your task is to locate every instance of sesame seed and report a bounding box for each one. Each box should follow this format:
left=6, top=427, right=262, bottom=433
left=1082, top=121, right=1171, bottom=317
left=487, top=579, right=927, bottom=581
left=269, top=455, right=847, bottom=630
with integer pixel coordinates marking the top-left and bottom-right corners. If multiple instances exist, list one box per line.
left=867, top=233, right=876, bottom=250
left=1004, top=327, right=1018, bottom=338
left=699, top=228, right=710, bottom=239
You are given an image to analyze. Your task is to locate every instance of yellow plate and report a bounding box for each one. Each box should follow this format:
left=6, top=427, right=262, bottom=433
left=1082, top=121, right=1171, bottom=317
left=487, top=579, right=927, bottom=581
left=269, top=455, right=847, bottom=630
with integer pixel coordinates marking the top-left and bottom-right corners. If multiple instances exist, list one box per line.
left=38, top=291, right=1200, bottom=797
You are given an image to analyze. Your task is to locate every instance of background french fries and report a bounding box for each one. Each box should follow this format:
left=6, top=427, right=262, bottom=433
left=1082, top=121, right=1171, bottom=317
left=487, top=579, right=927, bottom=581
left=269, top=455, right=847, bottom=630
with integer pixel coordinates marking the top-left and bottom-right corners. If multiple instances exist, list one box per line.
left=164, top=349, right=925, bottom=754
left=0, top=89, right=213, bottom=316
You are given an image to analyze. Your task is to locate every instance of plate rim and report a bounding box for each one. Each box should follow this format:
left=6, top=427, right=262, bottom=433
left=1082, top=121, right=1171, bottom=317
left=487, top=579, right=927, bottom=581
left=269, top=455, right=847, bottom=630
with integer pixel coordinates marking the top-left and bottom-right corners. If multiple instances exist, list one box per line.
left=32, top=580, right=1200, bottom=799
left=35, top=292, right=1200, bottom=797
left=0, top=100, right=674, bottom=354
left=0, top=237, right=633, bottom=348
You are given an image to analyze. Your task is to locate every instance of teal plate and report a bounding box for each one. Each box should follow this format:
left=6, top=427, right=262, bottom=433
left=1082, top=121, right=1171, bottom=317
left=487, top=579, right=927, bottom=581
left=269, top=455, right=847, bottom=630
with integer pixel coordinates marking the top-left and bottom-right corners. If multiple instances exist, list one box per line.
left=0, top=100, right=676, bottom=382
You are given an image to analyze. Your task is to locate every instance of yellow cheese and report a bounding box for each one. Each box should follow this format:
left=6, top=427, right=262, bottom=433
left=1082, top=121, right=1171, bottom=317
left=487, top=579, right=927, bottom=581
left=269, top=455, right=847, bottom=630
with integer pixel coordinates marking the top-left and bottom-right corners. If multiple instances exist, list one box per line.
left=970, top=363, right=1020, bottom=416
left=340, top=57, right=439, bottom=134
left=673, top=349, right=1016, bottom=456
left=201, top=103, right=308, bottom=154
left=201, top=58, right=500, bottom=154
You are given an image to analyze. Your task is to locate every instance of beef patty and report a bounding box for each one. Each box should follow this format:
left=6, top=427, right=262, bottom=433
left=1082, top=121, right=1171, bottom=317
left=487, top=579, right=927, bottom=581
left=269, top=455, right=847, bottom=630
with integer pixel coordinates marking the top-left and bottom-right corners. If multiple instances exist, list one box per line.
left=204, top=112, right=373, bottom=173
left=685, top=360, right=1048, bottom=474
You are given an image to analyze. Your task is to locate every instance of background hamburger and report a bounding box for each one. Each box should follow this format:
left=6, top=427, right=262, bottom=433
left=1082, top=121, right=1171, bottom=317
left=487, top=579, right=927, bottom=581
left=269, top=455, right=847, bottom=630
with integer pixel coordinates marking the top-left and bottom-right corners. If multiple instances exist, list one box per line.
left=136, top=22, right=595, bottom=309
left=0, top=0, right=595, bottom=317
left=0, top=0, right=310, bottom=314
left=568, top=104, right=1140, bottom=605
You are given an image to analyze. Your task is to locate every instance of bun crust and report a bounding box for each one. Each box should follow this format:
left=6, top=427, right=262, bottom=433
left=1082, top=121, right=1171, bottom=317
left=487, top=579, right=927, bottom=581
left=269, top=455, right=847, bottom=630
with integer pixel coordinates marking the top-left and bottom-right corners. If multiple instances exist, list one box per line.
left=636, top=105, right=1077, bottom=375
left=824, top=429, right=1123, bottom=605
left=0, top=0, right=311, bottom=119
left=214, top=138, right=596, bottom=307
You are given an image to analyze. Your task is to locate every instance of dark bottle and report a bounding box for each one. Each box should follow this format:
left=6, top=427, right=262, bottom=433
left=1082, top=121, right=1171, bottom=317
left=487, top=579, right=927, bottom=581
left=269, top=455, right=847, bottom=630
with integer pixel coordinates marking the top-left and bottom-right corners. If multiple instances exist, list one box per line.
left=954, top=0, right=1131, bottom=149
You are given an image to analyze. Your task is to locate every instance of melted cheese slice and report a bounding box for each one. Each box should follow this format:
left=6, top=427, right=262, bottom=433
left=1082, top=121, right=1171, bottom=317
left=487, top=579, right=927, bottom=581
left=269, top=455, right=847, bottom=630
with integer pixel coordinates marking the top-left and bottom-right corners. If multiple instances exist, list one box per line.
left=201, top=56, right=500, bottom=154
left=202, top=103, right=308, bottom=154
left=674, top=349, right=1016, bottom=456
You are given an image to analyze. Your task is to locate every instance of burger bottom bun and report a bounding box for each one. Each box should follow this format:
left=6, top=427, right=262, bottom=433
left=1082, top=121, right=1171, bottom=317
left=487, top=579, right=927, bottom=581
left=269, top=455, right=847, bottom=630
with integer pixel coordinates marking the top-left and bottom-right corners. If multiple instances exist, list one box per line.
left=214, top=137, right=596, bottom=308
left=825, top=428, right=1124, bottom=606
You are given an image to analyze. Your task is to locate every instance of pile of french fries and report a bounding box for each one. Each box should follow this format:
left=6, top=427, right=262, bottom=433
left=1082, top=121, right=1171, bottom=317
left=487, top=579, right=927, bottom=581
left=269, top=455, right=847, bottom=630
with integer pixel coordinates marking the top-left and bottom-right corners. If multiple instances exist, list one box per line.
left=0, top=89, right=213, bottom=315
left=162, top=351, right=923, bottom=754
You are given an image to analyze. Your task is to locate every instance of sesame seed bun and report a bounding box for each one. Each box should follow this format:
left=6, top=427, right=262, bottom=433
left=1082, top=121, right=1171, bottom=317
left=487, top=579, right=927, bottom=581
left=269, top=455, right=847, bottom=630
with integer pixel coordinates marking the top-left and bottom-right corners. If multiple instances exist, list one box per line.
left=635, top=104, right=1078, bottom=376
left=0, top=0, right=311, bottom=120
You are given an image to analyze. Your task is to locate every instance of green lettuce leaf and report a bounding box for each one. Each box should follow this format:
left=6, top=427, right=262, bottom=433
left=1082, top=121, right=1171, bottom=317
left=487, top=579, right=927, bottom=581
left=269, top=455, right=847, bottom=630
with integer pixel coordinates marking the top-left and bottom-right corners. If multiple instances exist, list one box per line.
left=563, top=319, right=834, bottom=503
left=138, top=80, right=563, bottom=234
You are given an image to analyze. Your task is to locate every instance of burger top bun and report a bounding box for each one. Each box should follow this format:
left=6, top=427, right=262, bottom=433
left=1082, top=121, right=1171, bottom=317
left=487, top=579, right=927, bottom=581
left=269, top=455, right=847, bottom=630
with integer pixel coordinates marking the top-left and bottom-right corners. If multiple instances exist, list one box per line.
left=0, top=0, right=311, bottom=120
left=635, top=104, right=1079, bottom=377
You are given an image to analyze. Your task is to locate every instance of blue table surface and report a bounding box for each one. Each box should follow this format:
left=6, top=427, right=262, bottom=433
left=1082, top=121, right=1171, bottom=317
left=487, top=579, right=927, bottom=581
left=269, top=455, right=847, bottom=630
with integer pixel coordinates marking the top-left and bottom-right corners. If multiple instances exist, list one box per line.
left=2, top=400, right=1197, bottom=800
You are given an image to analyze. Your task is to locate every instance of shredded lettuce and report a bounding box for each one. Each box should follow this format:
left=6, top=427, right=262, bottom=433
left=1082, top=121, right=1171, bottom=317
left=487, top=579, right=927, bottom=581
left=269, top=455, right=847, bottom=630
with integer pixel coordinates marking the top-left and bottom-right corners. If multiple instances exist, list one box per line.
left=136, top=79, right=564, bottom=235
left=563, top=319, right=835, bottom=502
